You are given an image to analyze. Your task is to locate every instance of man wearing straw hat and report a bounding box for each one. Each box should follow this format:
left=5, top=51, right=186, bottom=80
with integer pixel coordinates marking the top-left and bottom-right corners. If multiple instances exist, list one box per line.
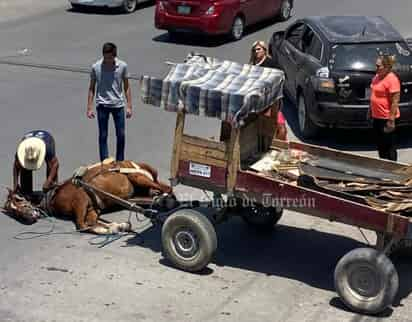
left=13, top=130, right=59, bottom=198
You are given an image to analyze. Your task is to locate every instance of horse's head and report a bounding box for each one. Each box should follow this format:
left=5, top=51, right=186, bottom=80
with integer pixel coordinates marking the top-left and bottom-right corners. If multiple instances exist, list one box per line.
left=2, top=189, right=41, bottom=224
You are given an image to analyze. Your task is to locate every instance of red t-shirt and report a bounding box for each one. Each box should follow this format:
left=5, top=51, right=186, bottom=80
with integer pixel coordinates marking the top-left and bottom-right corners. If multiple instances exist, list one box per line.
left=370, top=72, right=400, bottom=119
left=277, top=111, right=286, bottom=125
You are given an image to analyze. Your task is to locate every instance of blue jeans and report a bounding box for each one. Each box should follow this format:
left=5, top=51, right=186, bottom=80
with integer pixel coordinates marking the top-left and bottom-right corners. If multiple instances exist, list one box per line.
left=97, top=105, right=125, bottom=161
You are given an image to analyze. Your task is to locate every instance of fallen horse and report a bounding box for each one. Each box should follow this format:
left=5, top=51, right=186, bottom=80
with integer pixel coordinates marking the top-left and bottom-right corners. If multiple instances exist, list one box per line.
left=3, top=159, right=173, bottom=234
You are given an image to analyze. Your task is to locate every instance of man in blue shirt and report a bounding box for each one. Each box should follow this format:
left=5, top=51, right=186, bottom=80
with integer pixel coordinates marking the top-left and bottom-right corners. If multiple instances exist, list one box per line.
left=87, top=42, right=133, bottom=161
left=13, top=130, right=59, bottom=197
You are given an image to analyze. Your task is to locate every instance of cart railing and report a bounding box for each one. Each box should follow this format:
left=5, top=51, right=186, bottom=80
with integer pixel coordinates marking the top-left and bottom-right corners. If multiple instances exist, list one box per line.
left=170, top=101, right=280, bottom=193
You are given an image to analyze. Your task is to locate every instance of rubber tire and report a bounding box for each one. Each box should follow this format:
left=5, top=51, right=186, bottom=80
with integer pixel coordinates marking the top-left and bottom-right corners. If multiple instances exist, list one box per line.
left=334, top=248, right=399, bottom=315
left=277, top=0, right=292, bottom=21
left=122, top=0, right=137, bottom=13
left=297, top=93, right=318, bottom=139
left=162, top=209, right=217, bottom=272
left=230, top=16, right=245, bottom=41
left=240, top=203, right=283, bottom=231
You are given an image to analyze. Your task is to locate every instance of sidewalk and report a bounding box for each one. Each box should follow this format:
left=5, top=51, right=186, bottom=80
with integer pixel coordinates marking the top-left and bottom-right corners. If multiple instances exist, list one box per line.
left=0, top=0, right=67, bottom=23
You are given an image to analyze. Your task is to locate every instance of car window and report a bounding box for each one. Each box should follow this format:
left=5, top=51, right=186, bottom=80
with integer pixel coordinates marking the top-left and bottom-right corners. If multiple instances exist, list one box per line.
left=306, top=32, right=323, bottom=61
left=331, top=42, right=412, bottom=71
left=285, top=23, right=305, bottom=50
left=301, top=28, right=314, bottom=53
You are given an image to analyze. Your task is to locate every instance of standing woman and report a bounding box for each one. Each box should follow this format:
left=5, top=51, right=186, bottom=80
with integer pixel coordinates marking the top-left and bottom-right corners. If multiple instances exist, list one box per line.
left=249, top=40, right=275, bottom=67
left=249, top=40, right=287, bottom=140
left=369, top=54, right=401, bottom=161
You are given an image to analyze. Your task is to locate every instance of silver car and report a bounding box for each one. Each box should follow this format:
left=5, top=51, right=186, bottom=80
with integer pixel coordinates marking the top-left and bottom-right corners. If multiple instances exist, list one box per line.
left=69, top=0, right=147, bottom=13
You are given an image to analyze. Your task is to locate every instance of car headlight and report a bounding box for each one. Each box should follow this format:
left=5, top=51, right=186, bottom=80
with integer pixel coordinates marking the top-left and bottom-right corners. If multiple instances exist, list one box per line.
left=316, top=67, right=330, bottom=78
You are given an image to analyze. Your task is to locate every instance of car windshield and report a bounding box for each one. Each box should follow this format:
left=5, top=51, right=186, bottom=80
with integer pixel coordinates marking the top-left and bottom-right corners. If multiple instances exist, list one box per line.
left=330, top=42, right=412, bottom=71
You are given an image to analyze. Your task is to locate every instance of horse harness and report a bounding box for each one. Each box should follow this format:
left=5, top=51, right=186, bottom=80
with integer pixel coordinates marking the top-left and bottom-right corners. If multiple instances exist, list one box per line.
left=71, top=162, right=154, bottom=214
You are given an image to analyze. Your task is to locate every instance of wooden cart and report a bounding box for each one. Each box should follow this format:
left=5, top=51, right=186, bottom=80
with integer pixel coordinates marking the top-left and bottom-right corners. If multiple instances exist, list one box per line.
left=159, top=100, right=412, bottom=315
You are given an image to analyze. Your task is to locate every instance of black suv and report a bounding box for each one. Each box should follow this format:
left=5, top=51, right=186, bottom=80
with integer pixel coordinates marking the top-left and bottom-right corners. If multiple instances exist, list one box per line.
left=269, top=16, right=412, bottom=138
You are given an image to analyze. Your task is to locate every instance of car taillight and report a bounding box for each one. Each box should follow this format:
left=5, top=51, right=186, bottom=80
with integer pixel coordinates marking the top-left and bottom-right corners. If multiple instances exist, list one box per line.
left=205, top=5, right=215, bottom=15
left=158, top=0, right=166, bottom=11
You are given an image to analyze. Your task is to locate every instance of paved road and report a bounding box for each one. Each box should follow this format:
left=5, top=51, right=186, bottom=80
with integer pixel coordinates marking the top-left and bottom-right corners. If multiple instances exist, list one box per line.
left=0, top=0, right=67, bottom=23
left=0, top=1, right=411, bottom=322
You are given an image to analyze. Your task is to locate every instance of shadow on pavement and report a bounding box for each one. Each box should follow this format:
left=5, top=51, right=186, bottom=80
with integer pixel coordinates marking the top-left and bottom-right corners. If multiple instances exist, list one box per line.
left=282, top=97, right=412, bottom=151
left=329, top=297, right=394, bottom=317
left=152, top=16, right=286, bottom=48
left=124, top=213, right=412, bottom=307
left=392, top=256, right=412, bottom=308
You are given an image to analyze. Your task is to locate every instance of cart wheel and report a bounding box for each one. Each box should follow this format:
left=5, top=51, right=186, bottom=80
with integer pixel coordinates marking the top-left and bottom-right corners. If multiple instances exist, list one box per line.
left=334, top=247, right=399, bottom=315
left=161, top=209, right=217, bottom=272
left=239, top=203, right=283, bottom=231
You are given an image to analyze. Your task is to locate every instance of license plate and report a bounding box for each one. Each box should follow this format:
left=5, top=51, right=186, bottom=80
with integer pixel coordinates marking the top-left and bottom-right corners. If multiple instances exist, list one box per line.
left=189, top=162, right=211, bottom=178
left=365, top=87, right=371, bottom=98
left=177, top=5, right=191, bottom=15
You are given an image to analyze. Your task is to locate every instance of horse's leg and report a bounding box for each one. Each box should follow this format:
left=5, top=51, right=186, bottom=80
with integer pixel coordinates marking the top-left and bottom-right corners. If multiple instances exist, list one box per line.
left=127, top=173, right=172, bottom=194
left=101, top=221, right=132, bottom=233
left=72, top=196, right=92, bottom=232
left=83, top=209, right=112, bottom=235
left=86, top=213, right=132, bottom=234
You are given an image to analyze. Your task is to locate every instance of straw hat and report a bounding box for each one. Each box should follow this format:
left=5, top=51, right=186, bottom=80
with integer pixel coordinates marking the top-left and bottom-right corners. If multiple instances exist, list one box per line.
left=17, top=137, right=46, bottom=170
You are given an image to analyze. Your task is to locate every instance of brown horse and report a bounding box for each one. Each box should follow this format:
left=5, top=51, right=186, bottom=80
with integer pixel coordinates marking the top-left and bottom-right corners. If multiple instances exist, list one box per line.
left=3, top=160, right=173, bottom=234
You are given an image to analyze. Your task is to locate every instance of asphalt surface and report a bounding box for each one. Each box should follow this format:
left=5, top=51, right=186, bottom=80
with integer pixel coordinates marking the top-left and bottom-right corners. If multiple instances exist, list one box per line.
left=0, top=1, right=411, bottom=322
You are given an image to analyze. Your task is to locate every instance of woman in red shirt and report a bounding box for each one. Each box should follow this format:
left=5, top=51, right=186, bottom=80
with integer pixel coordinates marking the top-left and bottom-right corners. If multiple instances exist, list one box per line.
left=369, top=54, right=401, bottom=161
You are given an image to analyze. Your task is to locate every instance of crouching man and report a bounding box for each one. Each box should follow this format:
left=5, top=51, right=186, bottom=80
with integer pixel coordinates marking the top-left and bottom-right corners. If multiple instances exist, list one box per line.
left=13, top=130, right=59, bottom=200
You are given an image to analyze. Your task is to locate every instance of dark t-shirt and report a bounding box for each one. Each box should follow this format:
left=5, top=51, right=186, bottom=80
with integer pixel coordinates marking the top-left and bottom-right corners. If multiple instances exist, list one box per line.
left=258, top=57, right=276, bottom=68
left=21, top=130, right=56, bottom=161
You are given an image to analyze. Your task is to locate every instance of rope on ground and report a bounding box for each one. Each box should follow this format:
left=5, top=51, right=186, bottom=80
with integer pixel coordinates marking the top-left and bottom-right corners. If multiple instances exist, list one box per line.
left=12, top=207, right=150, bottom=248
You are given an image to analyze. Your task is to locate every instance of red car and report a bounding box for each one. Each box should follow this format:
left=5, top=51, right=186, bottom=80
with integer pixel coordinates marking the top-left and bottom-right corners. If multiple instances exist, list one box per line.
left=155, top=0, right=293, bottom=41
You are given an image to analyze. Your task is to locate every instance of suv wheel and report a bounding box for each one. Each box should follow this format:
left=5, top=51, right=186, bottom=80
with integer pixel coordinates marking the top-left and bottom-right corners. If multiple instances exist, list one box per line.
left=278, top=0, right=292, bottom=21
left=122, top=0, right=137, bottom=13
left=298, top=93, right=318, bottom=139
left=230, top=16, right=244, bottom=41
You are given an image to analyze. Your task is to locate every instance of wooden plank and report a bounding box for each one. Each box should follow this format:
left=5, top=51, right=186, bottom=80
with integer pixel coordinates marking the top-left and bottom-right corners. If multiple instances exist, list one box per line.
left=285, top=140, right=408, bottom=171
left=258, top=102, right=278, bottom=151
left=226, top=125, right=241, bottom=192
left=239, top=120, right=258, bottom=160
left=236, top=170, right=410, bottom=237
left=300, top=163, right=403, bottom=185
left=182, top=134, right=227, bottom=152
left=170, top=111, right=185, bottom=179
left=180, top=150, right=228, bottom=168
left=177, top=160, right=227, bottom=193
left=220, top=121, right=232, bottom=142
left=181, top=142, right=227, bottom=161
left=270, top=139, right=289, bottom=150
